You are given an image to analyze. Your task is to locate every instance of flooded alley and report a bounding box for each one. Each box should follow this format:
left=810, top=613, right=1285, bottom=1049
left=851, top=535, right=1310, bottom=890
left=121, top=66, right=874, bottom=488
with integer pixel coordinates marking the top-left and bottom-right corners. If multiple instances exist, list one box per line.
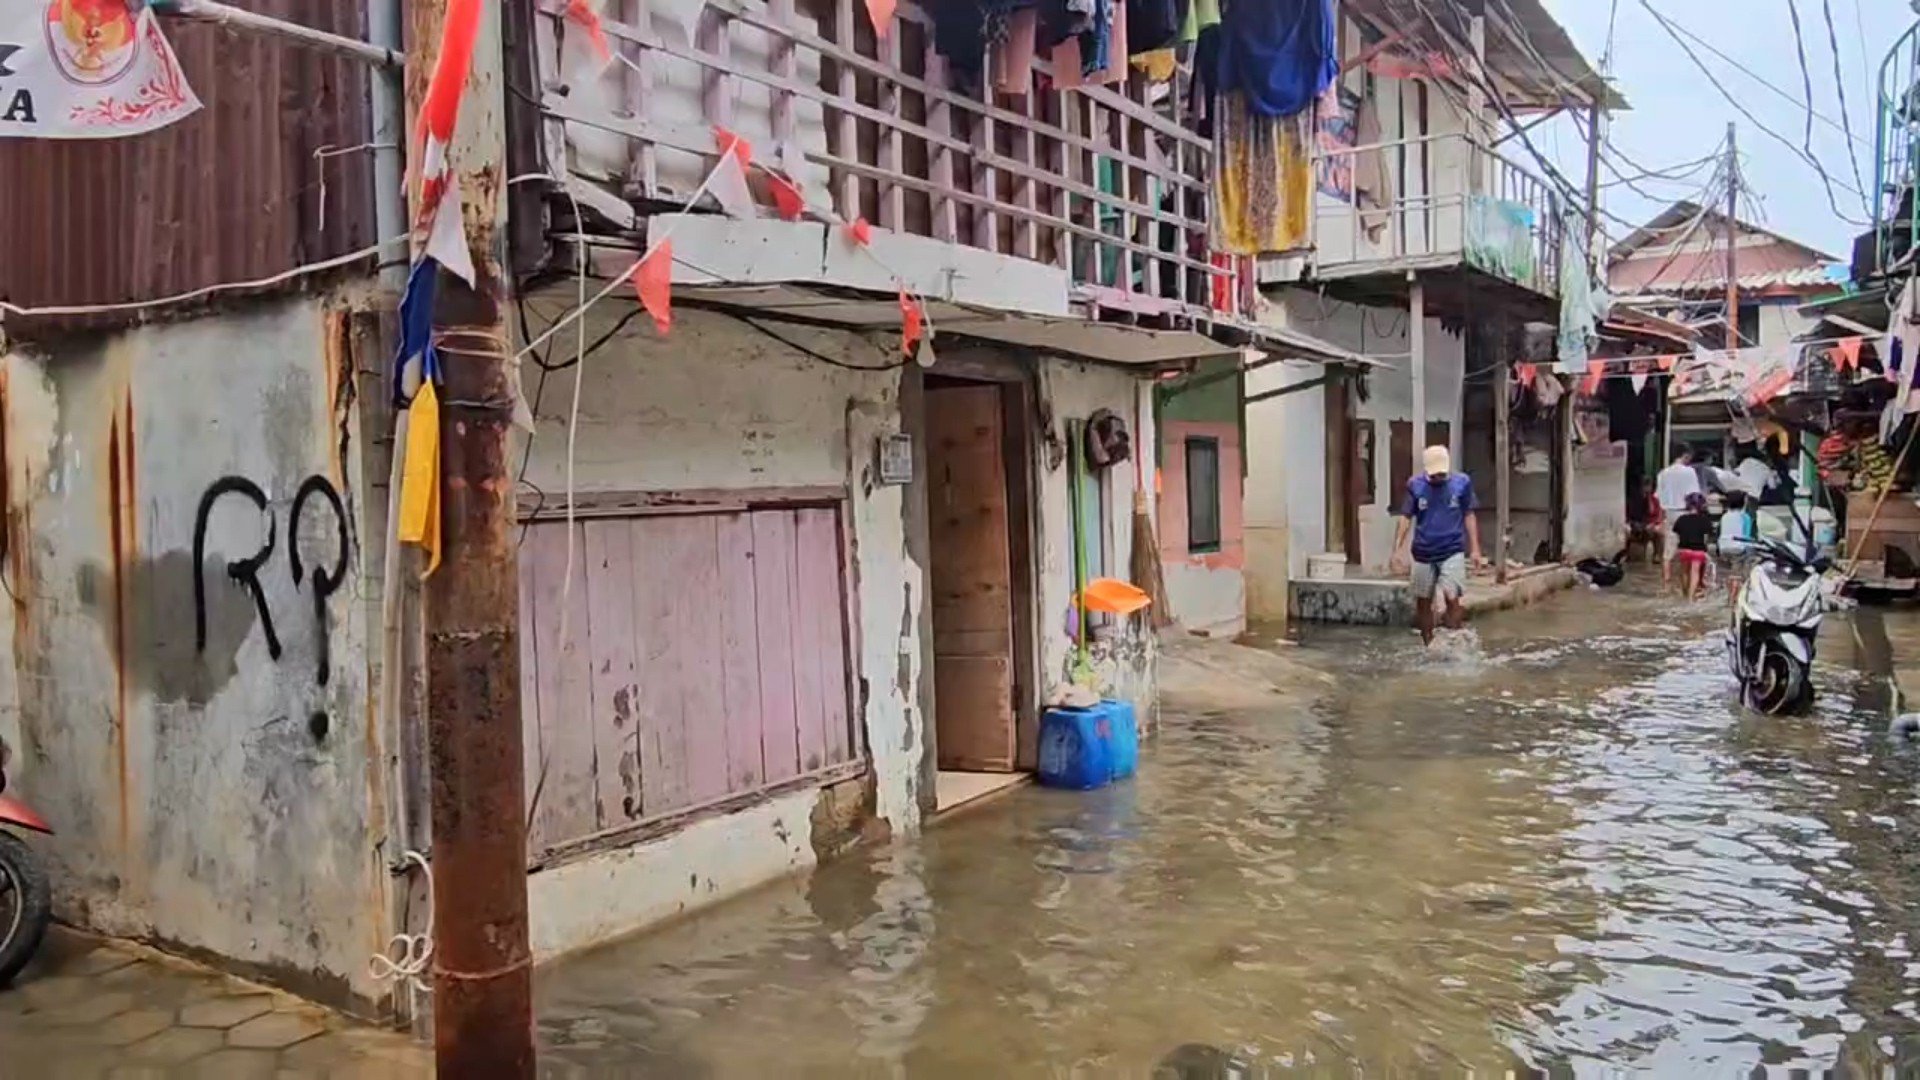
left=534, top=586, right=1920, bottom=1076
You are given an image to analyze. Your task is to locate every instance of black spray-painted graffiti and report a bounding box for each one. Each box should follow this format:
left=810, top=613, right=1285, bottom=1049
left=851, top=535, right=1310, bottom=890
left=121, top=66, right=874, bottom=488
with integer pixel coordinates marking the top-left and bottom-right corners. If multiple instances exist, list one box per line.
left=193, top=475, right=349, bottom=686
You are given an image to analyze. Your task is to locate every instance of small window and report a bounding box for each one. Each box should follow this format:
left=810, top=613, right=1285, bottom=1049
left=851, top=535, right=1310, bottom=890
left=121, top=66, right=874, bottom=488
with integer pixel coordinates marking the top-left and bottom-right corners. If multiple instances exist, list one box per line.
left=1185, top=437, right=1222, bottom=553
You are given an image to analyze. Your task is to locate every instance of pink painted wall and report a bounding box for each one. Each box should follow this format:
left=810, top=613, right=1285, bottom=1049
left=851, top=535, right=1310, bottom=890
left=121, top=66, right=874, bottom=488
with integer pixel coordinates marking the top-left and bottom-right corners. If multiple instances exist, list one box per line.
left=1157, top=421, right=1247, bottom=633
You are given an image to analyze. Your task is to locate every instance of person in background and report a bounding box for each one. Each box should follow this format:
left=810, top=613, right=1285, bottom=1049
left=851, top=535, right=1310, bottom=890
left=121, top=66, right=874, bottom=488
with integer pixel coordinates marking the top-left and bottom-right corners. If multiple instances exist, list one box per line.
left=1736, top=447, right=1775, bottom=501
left=1718, top=490, right=1758, bottom=602
left=1655, top=448, right=1702, bottom=591
left=1628, top=477, right=1664, bottom=564
left=1391, top=445, right=1485, bottom=647
left=1671, top=492, right=1716, bottom=602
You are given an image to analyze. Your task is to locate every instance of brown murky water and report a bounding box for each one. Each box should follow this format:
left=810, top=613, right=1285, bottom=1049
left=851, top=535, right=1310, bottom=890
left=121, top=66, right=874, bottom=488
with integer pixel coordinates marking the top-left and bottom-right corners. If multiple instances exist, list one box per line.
left=537, top=585, right=1920, bottom=1076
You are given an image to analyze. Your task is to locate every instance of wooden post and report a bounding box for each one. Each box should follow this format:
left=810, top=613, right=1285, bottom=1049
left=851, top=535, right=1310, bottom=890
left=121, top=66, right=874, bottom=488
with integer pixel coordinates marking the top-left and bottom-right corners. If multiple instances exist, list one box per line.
left=1494, top=316, right=1511, bottom=584
left=1410, top=272, right=1426, bottom=482
left=405, top=0, right=535, bottom=1072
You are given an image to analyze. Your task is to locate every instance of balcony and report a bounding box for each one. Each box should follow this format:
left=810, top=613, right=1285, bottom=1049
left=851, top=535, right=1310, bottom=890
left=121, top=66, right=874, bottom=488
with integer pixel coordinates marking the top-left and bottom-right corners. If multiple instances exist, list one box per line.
left=1279, top=131, right=1569, bottom=311
left=530, top=0, right=1257, bottom=346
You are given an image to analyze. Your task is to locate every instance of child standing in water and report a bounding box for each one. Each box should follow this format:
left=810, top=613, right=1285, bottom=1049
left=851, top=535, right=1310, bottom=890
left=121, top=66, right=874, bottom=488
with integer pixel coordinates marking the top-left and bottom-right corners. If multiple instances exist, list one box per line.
left=1671, top=492, right=1715, bottom=601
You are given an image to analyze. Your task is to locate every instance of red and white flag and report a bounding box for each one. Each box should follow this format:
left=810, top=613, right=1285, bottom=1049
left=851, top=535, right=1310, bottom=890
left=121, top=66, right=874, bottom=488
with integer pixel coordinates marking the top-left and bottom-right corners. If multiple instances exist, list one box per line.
left=710, top=127, right=756, bottom=218
left=413, top=0, right=483, bottom=285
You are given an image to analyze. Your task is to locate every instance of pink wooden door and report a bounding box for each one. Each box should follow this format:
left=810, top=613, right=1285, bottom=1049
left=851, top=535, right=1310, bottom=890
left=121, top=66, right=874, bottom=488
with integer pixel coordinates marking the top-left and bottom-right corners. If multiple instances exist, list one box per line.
left=518, top=504, right=856, bottom=854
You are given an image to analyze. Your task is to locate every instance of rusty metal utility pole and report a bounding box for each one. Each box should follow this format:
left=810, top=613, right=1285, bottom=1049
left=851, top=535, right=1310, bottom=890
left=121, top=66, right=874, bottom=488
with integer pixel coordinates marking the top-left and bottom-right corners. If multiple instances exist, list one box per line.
left=404, top=0, right=535, bottom=1073
left=1725, top=122, right=1740, bottom=349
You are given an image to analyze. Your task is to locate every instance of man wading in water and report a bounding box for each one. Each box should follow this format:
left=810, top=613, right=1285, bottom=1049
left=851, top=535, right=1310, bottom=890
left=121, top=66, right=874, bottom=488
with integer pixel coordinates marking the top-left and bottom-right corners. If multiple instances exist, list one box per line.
left=1391, top=445, right=1486, bottom=646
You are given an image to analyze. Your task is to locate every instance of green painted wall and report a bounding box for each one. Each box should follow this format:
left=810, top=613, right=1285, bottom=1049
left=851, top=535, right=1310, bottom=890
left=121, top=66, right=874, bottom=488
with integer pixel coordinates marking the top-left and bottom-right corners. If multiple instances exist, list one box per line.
left=1157, top=357, right=1243, bottom=423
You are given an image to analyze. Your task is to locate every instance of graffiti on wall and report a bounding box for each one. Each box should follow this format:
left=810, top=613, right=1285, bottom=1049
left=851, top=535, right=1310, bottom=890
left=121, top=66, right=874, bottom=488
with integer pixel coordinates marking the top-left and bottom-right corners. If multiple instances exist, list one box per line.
left=193, top=474, right=349, bottom=686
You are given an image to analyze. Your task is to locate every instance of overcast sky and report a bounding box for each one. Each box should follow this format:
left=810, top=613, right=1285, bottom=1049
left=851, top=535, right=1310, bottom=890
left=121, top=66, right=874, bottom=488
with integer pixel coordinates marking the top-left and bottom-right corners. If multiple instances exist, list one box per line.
left=1535, top=0, right=1912, bottom=261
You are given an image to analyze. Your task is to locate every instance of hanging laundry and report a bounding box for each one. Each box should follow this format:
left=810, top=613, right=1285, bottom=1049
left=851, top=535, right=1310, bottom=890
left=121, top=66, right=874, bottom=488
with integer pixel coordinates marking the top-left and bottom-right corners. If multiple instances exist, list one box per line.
left=1555, top=207, right=1607, bottom=374
left=1217, top=0, right=1336, bottom=118
left=1126, top=0, right=1183, bottom=54
left=1210, top=94, right=1312, bottom=255
left=992, top=7, right=1040, bottom=94
left=1177, top=0, right=1219, bottom=44
left=1052, top=0, right=1126, bottom=86
left=1130, top=48, right=1178, bottom=81
left=932, top=0, right=1037, bottom=87
left=1351, top=87, right=1394, bottom=241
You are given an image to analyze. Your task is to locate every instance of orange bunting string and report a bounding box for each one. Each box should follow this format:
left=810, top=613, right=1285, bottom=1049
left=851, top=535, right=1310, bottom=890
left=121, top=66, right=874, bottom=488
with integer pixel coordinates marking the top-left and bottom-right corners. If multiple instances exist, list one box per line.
left=1832, top=336, right=1863, bottom=372
left=564, top=0, right=611, bottom=61
left=899, top=287, right=923, bottom=356
left=768, top=172, right=807, bottom=221
left=633, top=241, right=673, bottom=335
left=865, top=0, right=897, bottom=36
left=845, top=217, right=874, bottom=247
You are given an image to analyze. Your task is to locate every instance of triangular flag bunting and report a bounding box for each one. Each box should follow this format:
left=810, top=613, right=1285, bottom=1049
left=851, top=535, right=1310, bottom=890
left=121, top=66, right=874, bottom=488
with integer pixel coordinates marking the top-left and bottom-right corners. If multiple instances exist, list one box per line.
left=768, top=171, right=808, bottom=221
left=1832, top=336, right=1863, bottom=372
left=565, top=0, right=612, bottom=62
left=633, top=242, right=673, bottom=335
left=845, top=218, right=873, bottom=247
left=1631, top=373, right=1648, bottom=394
left=900, top=287, right=924, bottom=357
left=398, top=380, right=444, bottom=579
left=866, top=0, right=897, bottom=37
left=393, top=259, right=440, bottom=405
left=412, top=0, right=482, bottom=250
left=710, top=130, right=756, bottom=218
left=1656, top=354, right=1677, bottom=371
left=1581, top=359, right=1606, bottom=397
left=422, top=172, right=476, bottom=287
left=1515, top=363, right=1536, bottom=389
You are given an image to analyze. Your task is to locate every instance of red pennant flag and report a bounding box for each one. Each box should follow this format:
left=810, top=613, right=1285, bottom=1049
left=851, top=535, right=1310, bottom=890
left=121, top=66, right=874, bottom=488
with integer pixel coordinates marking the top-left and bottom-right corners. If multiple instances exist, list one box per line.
left=899, top=286, right=923, bottom=357
left=767, top=171, right=807, bottom=221
left=1747, top=368, right=1793, bottom=405
left=845, top=217, right=873, bottom=247
left=866, top=0, right=897, bottom=37
left=712, top=126, right=754, bottom=170
left=415, top=0, right=482, bottom=198
left=1581, top=359, right=1606, bottom=397
left=1516, top=363, right=1537, bottom=389
left=1831, top=336, right=1863, bottom=372
left=565, top=0, right=612, bottom=61
left=633, top=241, right=673, bottom=335
left=1656, top=354, right=1677, bottom=371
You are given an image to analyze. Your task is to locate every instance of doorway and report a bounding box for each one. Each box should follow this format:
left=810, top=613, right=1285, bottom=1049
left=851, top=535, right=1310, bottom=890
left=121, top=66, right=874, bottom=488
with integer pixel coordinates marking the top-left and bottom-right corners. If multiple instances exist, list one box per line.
left=925, top=376, right=1036, bottom=812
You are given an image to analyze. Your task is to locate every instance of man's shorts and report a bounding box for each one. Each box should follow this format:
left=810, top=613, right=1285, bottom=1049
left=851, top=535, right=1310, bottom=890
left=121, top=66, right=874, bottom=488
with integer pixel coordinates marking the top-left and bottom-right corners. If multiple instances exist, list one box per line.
left=1411, top=553, right=1468, bottom=601
left=1661, top=521, right=1681, bottom=563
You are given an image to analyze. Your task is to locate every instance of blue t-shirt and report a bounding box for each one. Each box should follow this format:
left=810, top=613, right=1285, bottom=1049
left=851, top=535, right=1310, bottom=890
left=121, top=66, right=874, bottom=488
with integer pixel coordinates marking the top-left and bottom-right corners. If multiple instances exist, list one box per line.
left=1398, top=473, right=1476, bottom=563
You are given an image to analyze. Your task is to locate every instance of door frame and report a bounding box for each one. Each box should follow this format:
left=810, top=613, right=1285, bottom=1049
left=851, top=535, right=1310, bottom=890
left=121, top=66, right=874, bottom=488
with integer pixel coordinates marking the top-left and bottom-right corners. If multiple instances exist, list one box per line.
left=915, top=355, right=1043, bottom=780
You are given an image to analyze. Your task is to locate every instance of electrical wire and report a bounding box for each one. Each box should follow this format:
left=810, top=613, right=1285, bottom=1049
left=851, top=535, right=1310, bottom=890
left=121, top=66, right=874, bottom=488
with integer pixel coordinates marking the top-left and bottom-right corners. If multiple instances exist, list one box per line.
left=1785, top=0, right=1822, bottom=158
left=732, top=315, right=914, bottom=371
left=1819, top=0, right=1873, bottom=212
left=0, top=237, right=402, bottom=317
left=1635, top=0, right=1868, bottom=226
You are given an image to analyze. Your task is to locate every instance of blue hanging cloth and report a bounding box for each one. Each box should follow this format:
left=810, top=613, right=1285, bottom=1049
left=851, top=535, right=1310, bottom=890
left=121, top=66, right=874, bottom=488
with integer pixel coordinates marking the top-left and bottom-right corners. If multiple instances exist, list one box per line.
left=393, top=257, right=442, bottom=406
left=1217, top=0, right=1337, bottom=119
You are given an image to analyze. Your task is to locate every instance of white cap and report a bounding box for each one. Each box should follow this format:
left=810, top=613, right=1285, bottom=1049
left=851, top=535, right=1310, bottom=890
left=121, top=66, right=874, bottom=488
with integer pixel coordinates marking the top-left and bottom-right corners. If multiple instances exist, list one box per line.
left=1423, top=445, right=1451, bottom=476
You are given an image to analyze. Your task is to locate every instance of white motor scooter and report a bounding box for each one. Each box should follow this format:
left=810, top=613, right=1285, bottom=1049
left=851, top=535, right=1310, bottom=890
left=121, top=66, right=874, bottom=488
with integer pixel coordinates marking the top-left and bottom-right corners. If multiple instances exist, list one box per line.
left=1727, top=534, right=1829, bottom=714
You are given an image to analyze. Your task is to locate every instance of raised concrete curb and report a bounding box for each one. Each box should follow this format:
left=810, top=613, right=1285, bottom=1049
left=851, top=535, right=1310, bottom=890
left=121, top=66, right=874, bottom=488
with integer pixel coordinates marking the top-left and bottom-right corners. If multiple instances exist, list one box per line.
left=1291, top=566, right=1580, bottom=627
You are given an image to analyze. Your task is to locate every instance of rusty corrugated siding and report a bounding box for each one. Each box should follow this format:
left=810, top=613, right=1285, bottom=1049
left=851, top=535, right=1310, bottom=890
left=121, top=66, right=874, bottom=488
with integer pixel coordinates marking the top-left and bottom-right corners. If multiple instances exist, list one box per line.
left=0, top=3, right=377, bottom=337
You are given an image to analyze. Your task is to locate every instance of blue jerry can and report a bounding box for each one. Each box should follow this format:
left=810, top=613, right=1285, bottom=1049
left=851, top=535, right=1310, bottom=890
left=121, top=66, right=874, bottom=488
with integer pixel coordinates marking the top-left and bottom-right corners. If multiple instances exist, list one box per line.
left=1038, top=700, right=1136, bottom=789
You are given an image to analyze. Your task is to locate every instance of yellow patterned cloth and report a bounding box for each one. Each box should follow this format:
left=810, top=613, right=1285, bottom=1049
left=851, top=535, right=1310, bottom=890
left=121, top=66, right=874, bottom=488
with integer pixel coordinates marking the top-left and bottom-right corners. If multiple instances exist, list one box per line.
left=1210, top=93, right=1311, bottom=256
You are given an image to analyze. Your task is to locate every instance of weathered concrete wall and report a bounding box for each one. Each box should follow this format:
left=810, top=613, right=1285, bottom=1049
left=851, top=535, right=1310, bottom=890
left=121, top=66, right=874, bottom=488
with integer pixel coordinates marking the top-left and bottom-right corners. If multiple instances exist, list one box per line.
left=1255, top=291, right=1467, bottom=573
left=1568, top=444, right=1630, bottom=561
left=0, top=297, right=385, bottom=1008
left=1243, top=359, right=1327, bottom=622
left=1157, top=359, right=1246, bottom=636
left=513, top=301, right=1155, bottom=956
left=1038, top=362, right=1156, bottom=716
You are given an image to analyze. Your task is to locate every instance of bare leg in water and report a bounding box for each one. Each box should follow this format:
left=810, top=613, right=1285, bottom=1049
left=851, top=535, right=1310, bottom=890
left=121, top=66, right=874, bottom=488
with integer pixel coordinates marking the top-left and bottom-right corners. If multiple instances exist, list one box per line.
left=1415, top=597, right=1436, bottom=646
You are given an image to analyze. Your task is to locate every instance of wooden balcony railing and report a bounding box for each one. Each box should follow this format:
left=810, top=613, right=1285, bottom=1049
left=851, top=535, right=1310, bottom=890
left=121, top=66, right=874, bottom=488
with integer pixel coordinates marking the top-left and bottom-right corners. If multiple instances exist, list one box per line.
left=533, top=0, right=1254, bottom=325
left=1310, top=131, right=1567, bottom=299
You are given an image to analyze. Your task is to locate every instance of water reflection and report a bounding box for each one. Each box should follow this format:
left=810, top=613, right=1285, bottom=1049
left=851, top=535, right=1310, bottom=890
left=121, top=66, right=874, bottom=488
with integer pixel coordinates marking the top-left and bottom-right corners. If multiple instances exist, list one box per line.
left=537, top=586, right=1920, bottom=1075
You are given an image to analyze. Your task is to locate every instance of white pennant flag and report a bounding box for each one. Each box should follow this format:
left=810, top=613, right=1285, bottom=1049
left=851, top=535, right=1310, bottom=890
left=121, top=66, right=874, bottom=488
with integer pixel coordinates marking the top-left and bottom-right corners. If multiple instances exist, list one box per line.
left=1630, top=373, right=1648, bottom=395
left=710, top=143, right=755, bottom=218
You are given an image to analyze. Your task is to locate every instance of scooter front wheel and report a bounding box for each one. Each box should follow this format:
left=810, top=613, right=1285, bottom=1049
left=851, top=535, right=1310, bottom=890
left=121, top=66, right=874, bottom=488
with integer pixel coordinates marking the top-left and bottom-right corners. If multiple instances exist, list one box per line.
left=1751, top=648, right=1809, bottom=716
left=0, top=831, right=50, bottom=987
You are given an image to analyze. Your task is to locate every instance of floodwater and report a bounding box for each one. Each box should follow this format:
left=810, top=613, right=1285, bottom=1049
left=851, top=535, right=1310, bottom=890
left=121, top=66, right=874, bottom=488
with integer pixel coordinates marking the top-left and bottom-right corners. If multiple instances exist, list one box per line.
left=536, top=583, right=1920, bottom=1076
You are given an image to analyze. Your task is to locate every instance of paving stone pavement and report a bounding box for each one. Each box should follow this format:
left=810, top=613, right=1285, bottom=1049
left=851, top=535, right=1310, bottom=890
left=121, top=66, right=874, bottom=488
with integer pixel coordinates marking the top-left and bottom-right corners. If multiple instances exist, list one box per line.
left=0, top=929, right=430, bottom=1078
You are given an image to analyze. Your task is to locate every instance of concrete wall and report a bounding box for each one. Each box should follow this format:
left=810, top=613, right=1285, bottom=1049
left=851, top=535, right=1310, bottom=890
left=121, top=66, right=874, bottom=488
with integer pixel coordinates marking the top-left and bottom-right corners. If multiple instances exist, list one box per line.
left=1568, top=443, right=1630, bottom=561
left=1243, top=360, right=1326, bottom=622
left=1757, top=298, right=1815, bottom=350
left=0, top=297, right=387, bottom=1008
left=514, top=301, right=1152, bottom=959
left=1250, top=291, right=1467, bottom=577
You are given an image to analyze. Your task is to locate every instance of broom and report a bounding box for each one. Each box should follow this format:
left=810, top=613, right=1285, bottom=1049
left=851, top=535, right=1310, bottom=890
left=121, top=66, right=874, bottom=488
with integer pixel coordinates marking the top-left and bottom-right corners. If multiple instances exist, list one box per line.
left=1130, top=395, right=1173, bottom=629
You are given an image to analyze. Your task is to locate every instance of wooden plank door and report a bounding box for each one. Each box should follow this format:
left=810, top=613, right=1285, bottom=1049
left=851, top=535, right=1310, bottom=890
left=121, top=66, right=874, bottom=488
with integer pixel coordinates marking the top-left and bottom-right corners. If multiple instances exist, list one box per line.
left=928, top=384, right=1017, bottom=772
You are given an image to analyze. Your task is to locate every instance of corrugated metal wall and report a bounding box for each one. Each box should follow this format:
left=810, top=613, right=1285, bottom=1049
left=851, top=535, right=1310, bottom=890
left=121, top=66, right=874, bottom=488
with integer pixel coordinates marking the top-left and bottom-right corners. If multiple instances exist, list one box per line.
left=0, top=3, right=377, bottom=336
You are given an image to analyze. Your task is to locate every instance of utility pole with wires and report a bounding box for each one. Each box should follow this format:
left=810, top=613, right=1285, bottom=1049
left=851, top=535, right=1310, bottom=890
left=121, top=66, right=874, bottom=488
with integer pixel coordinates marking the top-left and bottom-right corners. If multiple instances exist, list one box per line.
left=405, top=0, right=537, bottom=1073
left=1724, top=122, right=1740, bottom=350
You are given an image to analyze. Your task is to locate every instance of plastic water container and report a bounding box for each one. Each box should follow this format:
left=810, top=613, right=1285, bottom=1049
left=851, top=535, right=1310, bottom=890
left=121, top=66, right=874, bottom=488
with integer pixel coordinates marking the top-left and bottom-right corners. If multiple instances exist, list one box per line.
left=1038, top=700, right=1137, bottom=789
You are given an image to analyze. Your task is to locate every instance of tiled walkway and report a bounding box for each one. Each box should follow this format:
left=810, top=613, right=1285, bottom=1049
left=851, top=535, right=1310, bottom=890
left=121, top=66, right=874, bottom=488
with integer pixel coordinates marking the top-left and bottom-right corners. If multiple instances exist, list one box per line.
left=0, top=929, right=428, bottom=1078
